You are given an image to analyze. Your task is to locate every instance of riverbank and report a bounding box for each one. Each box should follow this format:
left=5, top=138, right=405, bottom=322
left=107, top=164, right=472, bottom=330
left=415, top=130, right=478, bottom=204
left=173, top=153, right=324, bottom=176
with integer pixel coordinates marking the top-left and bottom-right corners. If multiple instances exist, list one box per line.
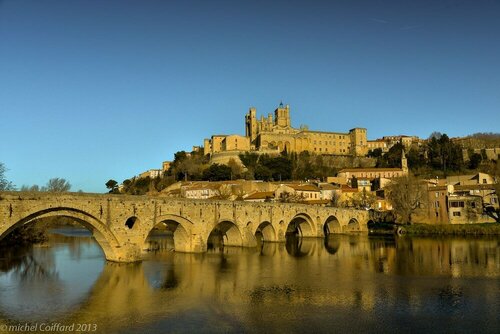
left=404, top=223, right=500, bottom=236
left=368, top=221, right=500, bottom=236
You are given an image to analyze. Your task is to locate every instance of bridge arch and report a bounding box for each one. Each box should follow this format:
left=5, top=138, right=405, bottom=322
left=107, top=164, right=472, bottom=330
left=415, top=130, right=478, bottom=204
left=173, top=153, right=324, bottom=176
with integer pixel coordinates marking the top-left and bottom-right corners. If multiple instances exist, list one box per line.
left=207, top=220, right=243, bottom=250
left=253, top=221, right=277, bottom=242
left=143, top=214, right=193, bottom=253
left=0, top=207, right=122, bottom=262
left=345, top=218, right=361, bottom=232
left=286, top=213, right=316, bottom=238
left=323, top=215, right=342, bottom=236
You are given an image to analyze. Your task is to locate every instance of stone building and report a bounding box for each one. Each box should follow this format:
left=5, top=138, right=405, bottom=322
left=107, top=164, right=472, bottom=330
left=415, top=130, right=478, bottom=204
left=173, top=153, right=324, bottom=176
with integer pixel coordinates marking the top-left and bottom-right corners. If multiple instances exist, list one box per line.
left=204, top=103, right=372, bottom=158
left=336, top=150, right=409, bottom=183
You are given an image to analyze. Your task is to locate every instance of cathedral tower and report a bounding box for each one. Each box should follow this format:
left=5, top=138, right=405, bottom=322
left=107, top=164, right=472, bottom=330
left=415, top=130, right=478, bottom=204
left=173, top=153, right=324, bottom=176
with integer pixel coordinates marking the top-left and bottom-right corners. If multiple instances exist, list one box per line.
left=274, top=102, right=291, bottom=128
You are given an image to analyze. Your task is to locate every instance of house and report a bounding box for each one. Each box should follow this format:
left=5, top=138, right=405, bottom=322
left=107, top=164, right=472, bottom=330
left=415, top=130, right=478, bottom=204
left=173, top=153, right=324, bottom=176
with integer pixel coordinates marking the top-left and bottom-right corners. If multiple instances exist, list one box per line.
left=423, top=175, right=499, bottom=224
left=316, top=183, right=341, bottom=201
left=138, top=169, right=162, bottom=179
left=275, top=183, right=321, bottom=202
left=446, top=173, right=495, bottom=186
left=447, top=194, right=483, bottom=224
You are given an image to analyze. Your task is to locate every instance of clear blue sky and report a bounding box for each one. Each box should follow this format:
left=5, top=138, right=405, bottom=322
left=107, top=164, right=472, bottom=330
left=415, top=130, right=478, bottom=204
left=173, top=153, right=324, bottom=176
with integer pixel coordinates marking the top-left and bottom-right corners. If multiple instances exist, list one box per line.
left=1, top=0, right=499, bottom=192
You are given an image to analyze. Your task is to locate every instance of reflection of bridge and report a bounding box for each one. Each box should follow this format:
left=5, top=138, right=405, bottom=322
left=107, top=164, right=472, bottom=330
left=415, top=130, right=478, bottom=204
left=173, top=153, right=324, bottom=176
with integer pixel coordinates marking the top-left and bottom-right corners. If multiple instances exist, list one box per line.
left=0, top=192, right=370, bottom=262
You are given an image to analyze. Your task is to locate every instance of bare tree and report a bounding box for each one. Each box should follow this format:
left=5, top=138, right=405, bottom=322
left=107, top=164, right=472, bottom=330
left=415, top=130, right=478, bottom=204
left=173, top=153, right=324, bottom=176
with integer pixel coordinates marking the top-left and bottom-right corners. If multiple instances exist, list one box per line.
left=0, top=162, right=15, bottom=190
left=385, top=174, right=427, bottom=224
left=351, top=188, right=377, bottom=210
left=20, top=185, right=40, bottom=192
left=278, top=191, right=304, bottom=203
left=45, top=178, right=71, bottom=192
left=227, top=158, right=243, bottom=180
left=328, top=191, right=341, bottom=207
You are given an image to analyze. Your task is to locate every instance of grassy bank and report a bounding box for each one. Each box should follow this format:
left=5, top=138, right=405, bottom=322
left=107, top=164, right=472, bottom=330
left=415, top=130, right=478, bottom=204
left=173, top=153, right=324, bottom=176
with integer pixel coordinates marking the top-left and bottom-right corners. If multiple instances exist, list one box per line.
left=404, top=223, right=500, bottom=236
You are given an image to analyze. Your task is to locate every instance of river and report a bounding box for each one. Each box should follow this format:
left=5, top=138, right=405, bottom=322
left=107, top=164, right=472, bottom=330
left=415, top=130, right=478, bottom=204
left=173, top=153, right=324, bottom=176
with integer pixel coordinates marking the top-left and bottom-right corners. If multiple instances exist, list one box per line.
left=0, top=227, right=499, bottom=333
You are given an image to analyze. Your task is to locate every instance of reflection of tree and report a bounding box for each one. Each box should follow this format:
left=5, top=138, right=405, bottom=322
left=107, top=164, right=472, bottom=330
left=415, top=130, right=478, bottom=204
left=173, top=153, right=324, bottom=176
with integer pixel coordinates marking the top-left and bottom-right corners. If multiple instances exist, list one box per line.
left=0, top=246, right=59, bottom=281
left=160, top=265, right=179, bottom=290
left=14, top=255, right=59, bottom=282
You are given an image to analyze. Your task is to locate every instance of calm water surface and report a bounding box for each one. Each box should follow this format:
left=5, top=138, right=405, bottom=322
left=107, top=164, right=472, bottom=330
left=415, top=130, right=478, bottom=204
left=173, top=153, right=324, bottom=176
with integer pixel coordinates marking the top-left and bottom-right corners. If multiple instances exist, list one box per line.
left=0, top=228, right=499, bottom=333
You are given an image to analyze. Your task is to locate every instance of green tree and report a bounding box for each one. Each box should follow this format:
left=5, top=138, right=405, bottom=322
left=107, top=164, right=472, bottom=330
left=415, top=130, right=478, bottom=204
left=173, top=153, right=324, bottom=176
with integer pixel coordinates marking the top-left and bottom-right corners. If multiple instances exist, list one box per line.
left=239, top=152, right=260, bottom=179
left=105, top=179, right=119, bottom=193
left=406, top=147, right=426, bottom=170
left=426, top=133, right=463, bottom=173
left=45, top=178, right=71, bottom=192
left=0, top=162, right=15, bottom=190
left=263, top=155, right=292, bottom=181
left=376, top=143, right=404, bottom=168
left=254, top=165, right=273, bottom=181
left=468, top=153, right=482, bottom=170
left=169, top=150, right=207, bottom=181
left=202, top=164, right=232, bottom=181
left=367, top=148, right=383, bottom=158
left=291, top=151, right=315, bottom=180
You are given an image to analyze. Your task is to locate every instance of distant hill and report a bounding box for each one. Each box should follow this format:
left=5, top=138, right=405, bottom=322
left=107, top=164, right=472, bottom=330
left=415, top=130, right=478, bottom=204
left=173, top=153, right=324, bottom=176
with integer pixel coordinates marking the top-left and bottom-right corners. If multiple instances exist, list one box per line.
left=453, top=132, right=500, bottom=149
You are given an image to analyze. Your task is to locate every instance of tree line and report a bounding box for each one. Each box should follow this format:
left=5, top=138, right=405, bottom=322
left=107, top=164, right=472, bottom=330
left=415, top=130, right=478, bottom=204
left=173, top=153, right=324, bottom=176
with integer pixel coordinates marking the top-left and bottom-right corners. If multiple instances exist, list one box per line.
left=112, top=150, right=343, bottom=195
left=111, top=131, right=500, bottom=196
left=369, top=132, right=497, bottom=177
left=0, top=164, right=72, bottom=193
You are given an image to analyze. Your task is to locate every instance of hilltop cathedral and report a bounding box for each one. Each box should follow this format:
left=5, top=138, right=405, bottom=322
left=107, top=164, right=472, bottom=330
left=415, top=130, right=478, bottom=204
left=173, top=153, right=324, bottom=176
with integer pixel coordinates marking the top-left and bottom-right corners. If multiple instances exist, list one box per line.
left=203, top=103, right=387, bottom=161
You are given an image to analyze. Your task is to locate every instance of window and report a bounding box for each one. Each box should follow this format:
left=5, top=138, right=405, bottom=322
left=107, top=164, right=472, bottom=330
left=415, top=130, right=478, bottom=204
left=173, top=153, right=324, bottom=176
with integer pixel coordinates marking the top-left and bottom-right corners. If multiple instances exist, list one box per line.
left=470, top=201, right=476, bottom=208
left=483, top=179, right=487, bottom=184
left=435, top=201, right=440, bottom=208
left=450, top=201, right=465, bottom=208
left=453, top=212, right=461, bottom=217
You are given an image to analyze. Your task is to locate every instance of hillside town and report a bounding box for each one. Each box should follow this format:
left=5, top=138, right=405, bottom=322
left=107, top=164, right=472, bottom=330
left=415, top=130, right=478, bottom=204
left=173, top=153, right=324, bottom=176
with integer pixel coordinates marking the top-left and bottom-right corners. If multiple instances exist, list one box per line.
left=123, top=103, right=499, bottom=225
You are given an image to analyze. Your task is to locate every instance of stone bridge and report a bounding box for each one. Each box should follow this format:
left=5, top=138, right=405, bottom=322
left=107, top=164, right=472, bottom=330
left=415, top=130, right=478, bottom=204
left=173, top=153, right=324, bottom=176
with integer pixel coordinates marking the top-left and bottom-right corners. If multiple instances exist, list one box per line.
left=0, top=192, right=371, bottom=262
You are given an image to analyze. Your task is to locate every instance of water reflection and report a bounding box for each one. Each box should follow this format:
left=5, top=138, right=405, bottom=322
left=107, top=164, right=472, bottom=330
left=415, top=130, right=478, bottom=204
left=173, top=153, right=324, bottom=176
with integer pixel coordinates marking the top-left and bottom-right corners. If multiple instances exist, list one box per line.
left=0, top=229, right=498, bottom=333
left=285, top=234, right=316, bottom=257
left=0, top=230, right=103, bottom=322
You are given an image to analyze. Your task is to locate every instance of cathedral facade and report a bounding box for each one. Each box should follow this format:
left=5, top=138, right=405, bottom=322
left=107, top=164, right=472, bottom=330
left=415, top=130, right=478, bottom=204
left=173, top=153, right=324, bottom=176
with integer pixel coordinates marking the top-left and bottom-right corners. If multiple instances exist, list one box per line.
left=204, top=103, right=373, bottom=158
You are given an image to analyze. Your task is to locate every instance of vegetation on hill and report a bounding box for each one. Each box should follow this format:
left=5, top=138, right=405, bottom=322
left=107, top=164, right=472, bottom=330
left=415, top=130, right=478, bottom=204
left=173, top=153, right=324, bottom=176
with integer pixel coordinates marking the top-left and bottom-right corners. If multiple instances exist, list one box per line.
left=115, top=131, right=499, bottom=196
